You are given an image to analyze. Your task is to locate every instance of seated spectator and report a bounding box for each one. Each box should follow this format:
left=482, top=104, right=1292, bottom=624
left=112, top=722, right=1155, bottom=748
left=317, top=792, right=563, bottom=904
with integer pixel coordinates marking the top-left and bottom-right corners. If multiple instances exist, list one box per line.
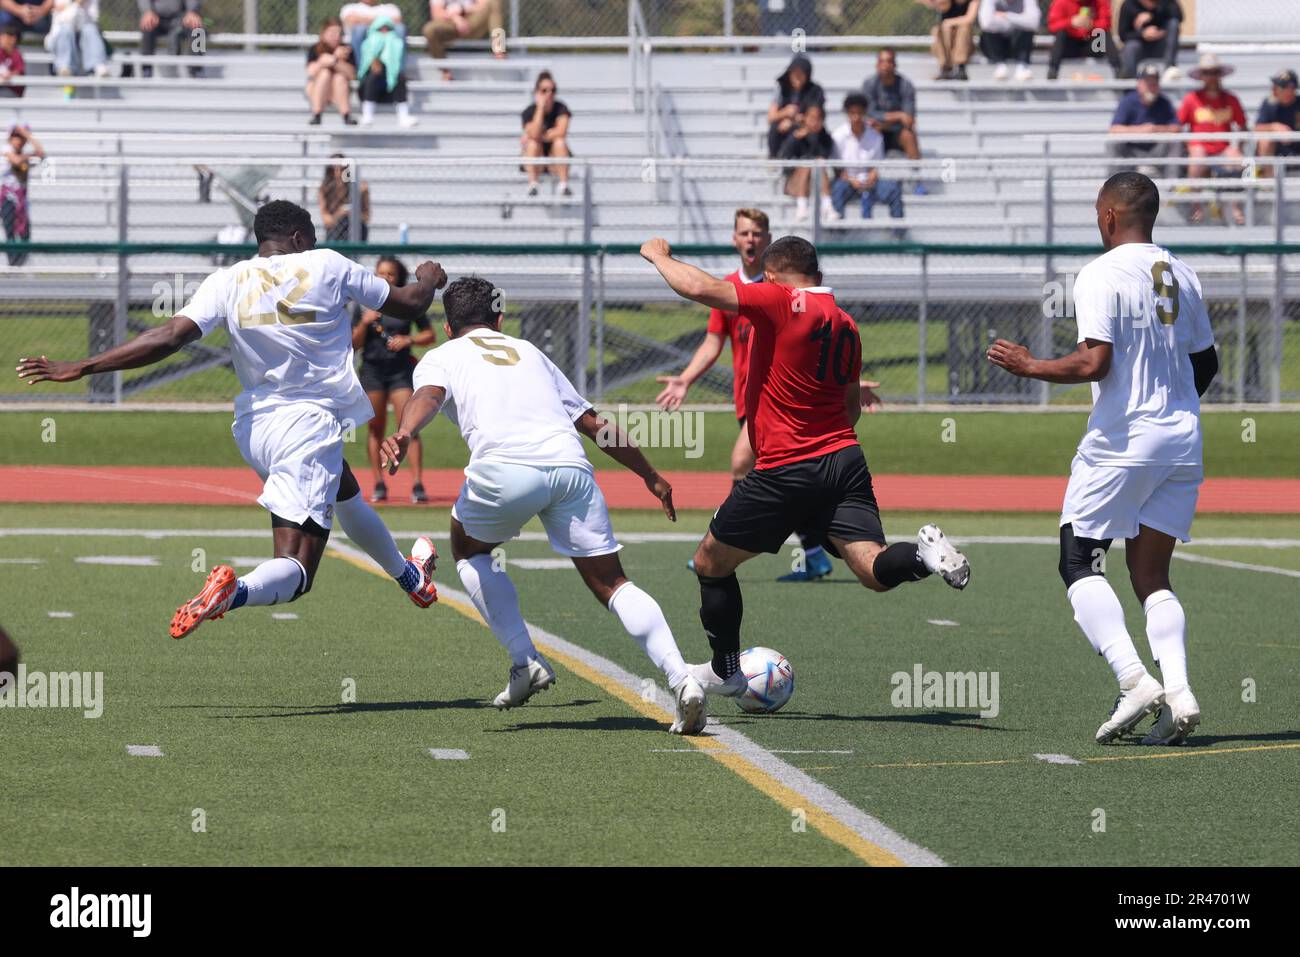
left=1254, top=69, right=1299, bottom=179
left=1108, top=63, right=1180, bottom=178
left=306, top=17, right=357, bottom=125
left=340, top=0, right=404, bottom=67
left=0, top=0, right=51, bottom=38
left=138, top=0, right=204, bottom=78
left=1046, top=0, right=1121, bottom=80
left=358, top=15, right=417, bottom=127
left=423, top=0, right=505, bottom=82
left=47, top=0, right=109, bottom=80
left=829, top=93, right=903, bottom=222
left=767, top=54, right=824, bottom=159
left=1117, top=0, right=1181, bottom=80
left=0, top=23, right=24, bottom=97
left=319, top=155, right=370, bottom=241
left=978, top=0, right=1040, bottom=82
left=921, top=0, right=977, bottom=81
left=778, top=102, right=835, bottom=222
left=520, top=71, right=571, bottom=198
left=2, top=123, right=43, bottom=265
left=862, top=48, right=926, bottom=194
left=1178, top=52, right=1247, bottom=225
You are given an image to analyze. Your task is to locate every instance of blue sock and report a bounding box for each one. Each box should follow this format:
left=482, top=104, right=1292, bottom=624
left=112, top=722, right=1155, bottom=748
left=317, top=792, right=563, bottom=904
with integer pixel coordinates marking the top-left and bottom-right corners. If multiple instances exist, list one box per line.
left=396, top=560, right=422, bottom=593
left=230, top=581, right=249, bottom=610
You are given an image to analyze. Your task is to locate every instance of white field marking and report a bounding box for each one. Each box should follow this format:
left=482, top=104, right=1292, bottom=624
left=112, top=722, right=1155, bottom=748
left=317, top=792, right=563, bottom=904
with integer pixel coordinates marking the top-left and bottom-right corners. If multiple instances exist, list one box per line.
left=75, top=555, right=160, bottom=566
left=1172, top=551, right=1300, bottom=579
left=506, top=558, right=575, bottom=570
left=271, top=613, right=299, bottom=621
left=0, top=558, right=43, bottom=564
left=1034, top=753, right=1083, bottom=765
left=927, top=619, right=960, bottom=627
left=226, top=557, right=268, bottom=568
left=428, top=748, right=470, bottom=760
left=47, top=611, right=74, bottom=619
left=769, top=749, right=855, bottom=755
left=126, top=745, right=164, bottom=758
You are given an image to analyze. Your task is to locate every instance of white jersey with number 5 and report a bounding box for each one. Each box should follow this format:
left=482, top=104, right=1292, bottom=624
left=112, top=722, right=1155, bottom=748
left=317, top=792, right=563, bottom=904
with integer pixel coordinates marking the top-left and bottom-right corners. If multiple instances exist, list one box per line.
left=178, top=248, right=390, bottom=425
left=412, top=330, right=592, bottom=471
left=1072, top=242, right=1215, bottom=467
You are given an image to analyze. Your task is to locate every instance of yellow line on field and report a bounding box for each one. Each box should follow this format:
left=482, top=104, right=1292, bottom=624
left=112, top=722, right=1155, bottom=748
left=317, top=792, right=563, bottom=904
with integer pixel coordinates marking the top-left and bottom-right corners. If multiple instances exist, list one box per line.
left=327, top=546, right=906, bottom=867
left=1081, top=742, right=1300, bottom=763
left=799, top=741, right=1300, bottom=772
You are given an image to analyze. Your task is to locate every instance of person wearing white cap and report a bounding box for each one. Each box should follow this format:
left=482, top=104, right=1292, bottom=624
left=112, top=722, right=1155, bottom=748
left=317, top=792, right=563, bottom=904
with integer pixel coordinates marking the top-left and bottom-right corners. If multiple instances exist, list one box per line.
left=1177, top=52, right=1246, bottom=225
left=1254, top=68, right=1299, bottom=179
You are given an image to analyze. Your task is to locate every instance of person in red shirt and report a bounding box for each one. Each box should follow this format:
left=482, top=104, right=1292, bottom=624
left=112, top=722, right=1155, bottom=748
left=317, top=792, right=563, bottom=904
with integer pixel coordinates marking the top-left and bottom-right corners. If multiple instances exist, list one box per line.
left=641, top=234, right=971, bottom=696
left=1046, top=0, right=1122, bottom=80
left=1178, top=52, right=1247, bottom=225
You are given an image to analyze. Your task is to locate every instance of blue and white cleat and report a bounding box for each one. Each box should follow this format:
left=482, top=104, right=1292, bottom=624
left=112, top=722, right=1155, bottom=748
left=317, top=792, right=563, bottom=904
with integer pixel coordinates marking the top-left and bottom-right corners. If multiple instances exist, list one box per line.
left=777, top=548, right=833, bottom=582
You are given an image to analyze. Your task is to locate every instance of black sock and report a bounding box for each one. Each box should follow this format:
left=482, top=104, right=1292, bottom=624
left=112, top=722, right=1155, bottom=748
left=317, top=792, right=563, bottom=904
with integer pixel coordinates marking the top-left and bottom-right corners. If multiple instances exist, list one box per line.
left=872, top=542, right=932, bottom=589
left=698, top=573, right=743, bottom=678
left=797, top=531, right=824, bottom=555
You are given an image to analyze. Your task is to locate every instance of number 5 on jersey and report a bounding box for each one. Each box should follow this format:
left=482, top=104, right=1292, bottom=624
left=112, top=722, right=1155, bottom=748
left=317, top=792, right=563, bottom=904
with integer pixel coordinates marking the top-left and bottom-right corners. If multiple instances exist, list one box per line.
left=469, top=334, right=521, bottom=366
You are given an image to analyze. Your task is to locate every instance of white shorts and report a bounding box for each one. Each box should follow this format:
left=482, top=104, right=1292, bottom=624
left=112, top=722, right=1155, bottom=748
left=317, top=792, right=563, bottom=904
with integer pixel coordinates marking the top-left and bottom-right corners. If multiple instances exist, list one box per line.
left=452, top=460, right=621, bottom=558
left=1060, top=454, right=1203, bottom=543
left=232, top=403, right=346, bottom=529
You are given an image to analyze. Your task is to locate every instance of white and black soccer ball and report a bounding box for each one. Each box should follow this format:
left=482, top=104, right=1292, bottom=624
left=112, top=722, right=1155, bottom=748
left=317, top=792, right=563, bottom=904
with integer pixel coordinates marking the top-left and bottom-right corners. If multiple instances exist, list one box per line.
left=735, top=647, right=795, bottom=714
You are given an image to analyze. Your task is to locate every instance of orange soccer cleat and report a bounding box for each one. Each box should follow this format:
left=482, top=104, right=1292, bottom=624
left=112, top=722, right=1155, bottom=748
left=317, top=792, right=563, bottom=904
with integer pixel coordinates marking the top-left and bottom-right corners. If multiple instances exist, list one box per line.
left=170, top=565, right=238, bottom=639
left=407, top=536, right=439, bottom=608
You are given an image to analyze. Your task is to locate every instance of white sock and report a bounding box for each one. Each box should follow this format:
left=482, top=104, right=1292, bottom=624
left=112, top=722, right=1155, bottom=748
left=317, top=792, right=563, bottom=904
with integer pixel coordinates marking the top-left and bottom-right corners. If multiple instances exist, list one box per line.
left=395, top=101, right=412, bottom=121
left=334, top=494, right=407, bottom=578
left=361, top=100, right=375, bottom=122
left=1067, top=576, right=1146, bottom=685
left=795, top=195, right=809, bottom=216
left=1144, top=589, right=1188, bottom=692
left=240, top=557, right=305, bottom=606
left=456, top=555, right=536, bottom=666
left=607, top=581, right=689, bottom=689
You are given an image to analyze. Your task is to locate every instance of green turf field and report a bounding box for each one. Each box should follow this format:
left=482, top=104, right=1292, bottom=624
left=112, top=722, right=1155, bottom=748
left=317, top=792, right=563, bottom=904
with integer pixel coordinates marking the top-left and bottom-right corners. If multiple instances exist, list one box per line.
left=1, top=502, right=1296, bottom=866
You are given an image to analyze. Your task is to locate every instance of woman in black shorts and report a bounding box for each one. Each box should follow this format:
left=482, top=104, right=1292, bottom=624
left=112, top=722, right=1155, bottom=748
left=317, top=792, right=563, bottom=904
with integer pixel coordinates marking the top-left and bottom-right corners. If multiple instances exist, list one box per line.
left=352, top=256, right=436, bottom=502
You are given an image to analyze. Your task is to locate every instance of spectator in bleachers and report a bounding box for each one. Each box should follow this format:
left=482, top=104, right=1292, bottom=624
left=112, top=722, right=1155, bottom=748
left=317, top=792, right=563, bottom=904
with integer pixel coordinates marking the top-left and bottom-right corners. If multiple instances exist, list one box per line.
left=341, top=0, right=405, bottom=68
left=521, top=70, right=572, bottom=197
left=1254, top=69, right=1299, bottom=179
left=829, top=93, right=903, bottom=222
left=1046, top=0, right=1121, bottom=80
left=923, top=0, right=977, bottom=81
left=0, top=23, right=24, bottom=97
left=1178, top=53, right=1247, bottom=225
left=319, top=155, right=370, bottom=241
left=2, top=123, right=42, bottom=265
left=306, top=17, right=357, bottom=126
left=862, top=48, right=926, bottom=194
left=778, top=101, right=835, bottom=222
left=0, top=0, right=51, bottom=39
left=423, top=0, right=505, bottom=82
left=767, top=54, right=825, bottom=159
left=1117, top=0, right=1181, bottom=81
left=138, top=0, right=204, bottom=78
left=1108, top=62, right=1179, bottom=178
left=48, top=0, right=110, bottom=79
left=359, top=14, right=418, bottom=127
left=978, top=0, right=1040, bottom=82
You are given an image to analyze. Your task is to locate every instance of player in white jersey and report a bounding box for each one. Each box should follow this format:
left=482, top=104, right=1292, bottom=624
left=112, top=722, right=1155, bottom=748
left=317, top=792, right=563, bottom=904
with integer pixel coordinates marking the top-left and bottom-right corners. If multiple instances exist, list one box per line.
left=987, top=172, right=1219, bottom=745
left=17, top=200, right=447, bottom=636
left=379, top=276, right=708, bottom=734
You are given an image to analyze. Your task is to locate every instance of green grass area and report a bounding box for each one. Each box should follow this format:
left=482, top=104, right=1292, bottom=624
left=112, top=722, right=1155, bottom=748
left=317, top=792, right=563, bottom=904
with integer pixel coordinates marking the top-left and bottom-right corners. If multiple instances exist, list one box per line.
left=1, top=503, right=1296, bottom=866
left=1, top=409, right=1297, bottom=478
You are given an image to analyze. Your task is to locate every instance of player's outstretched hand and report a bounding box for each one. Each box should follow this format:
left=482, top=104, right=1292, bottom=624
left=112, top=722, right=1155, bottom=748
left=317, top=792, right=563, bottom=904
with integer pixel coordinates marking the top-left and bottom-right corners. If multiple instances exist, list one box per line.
left=415, top=261, right=448, bottom=290
left=986, top=338, right=1033, bottom=377
left=640, top=238, right=671, bottom=263
left=380, top=431, right=411, bottom=475
left=646, top=471, right=676, bottom=522
left=655, top=375, right=688, bottom=411
left=859, top=379, right=884, bottom=413
left=16, top=356, right=84, bottom=384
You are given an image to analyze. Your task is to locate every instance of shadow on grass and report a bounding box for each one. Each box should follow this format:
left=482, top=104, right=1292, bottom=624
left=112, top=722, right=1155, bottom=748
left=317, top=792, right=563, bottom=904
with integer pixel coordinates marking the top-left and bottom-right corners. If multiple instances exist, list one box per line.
left=167, top=698, right=602, bottom=719
left=1104, top=728, right=1300, bottom=748
left=718, top=710, right=1015, bottom=732
left=487, top=714, right=665, bottom=733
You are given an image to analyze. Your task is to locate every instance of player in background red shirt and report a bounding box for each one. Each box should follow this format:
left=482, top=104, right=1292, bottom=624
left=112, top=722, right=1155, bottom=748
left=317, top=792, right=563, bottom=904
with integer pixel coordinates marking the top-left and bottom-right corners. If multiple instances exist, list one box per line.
left=1178, top=53, right=1248, bottom=225
left=655, top=208, right=882, bottom=581
left=642, top=234, right=970, bottom=695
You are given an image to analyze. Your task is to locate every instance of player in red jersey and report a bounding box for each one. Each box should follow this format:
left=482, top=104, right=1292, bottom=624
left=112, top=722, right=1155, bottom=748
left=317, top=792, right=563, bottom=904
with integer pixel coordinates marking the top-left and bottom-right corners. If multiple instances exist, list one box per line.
left=642, top=234, right=971, bottom=695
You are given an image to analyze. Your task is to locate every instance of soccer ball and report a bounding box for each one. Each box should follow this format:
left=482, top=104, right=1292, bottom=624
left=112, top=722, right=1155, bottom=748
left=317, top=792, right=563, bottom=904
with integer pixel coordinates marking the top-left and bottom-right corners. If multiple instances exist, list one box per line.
left=735, top=647, right=795, bottom=714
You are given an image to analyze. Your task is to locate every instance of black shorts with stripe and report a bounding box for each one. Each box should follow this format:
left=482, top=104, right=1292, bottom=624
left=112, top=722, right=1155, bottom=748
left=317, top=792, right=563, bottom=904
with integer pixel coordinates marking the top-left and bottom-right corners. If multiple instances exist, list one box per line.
left=708, top=444, right=885, bottom=555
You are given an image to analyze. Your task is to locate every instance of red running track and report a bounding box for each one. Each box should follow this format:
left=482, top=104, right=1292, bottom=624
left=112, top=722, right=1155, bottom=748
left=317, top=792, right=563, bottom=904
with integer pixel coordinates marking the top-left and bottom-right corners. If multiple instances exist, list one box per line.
left=0, top=466, right=1296, bottom=513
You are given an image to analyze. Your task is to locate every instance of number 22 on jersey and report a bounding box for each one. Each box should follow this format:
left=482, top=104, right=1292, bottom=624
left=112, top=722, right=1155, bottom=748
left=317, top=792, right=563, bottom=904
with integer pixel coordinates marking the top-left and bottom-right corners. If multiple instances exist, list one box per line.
left=236, top=266, right=315, bottom=328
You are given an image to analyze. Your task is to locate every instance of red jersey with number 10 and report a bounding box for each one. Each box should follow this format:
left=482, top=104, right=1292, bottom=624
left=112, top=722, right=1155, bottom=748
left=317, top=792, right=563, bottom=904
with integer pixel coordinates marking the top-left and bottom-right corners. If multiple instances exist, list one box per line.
left=735, top=281, right=862, bottom=470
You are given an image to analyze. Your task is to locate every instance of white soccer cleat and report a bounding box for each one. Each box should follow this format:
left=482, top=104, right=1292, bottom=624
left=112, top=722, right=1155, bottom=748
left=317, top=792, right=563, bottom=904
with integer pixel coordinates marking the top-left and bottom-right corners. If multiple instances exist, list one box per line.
left=916, top=524, right=971, bottom=590
left=669, top=675, right=708, bottom=735
left=687, top=661, right=747, bottom=698
left=492, top=655, right=556, bottom=710
left=1095, top=672, right=1165, bottom=744
left=1141, top=686, right=1201, bottom=745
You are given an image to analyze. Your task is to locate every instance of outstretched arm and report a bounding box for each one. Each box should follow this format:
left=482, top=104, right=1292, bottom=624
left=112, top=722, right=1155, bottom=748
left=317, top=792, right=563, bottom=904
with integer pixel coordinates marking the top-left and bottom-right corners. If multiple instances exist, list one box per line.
left=640, top=238, right=739, bottom=313
left=986, top=338, right=1113, bottom=384
left=381, top=384, right=446, bottom=473
left=575, top=408, right=675, bottom=521
left=16, top=316, right=201, bottom=384
left=380, top=261, right=447, bottom=321
left=656, top=331, right=725, bottom=410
